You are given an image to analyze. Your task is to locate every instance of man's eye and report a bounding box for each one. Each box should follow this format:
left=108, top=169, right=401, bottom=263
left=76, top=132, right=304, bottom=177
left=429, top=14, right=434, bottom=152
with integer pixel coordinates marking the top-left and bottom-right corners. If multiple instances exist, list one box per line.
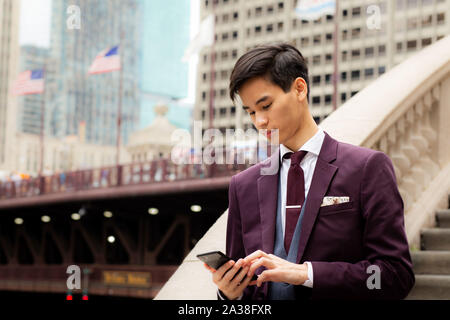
left=249, top=111, right=255, bottom=115
left=263, top=103, right=272, bottom=109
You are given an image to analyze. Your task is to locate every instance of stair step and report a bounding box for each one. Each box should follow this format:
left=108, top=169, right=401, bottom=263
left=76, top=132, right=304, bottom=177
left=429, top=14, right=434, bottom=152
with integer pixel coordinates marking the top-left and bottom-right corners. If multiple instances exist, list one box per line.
left=420, top=228, right=450, bottom=250
left=436, top=209, right=450, bottom=228
left=411, top=251, right=450, bottom=274
left=406, top=275, right=450, bottom=300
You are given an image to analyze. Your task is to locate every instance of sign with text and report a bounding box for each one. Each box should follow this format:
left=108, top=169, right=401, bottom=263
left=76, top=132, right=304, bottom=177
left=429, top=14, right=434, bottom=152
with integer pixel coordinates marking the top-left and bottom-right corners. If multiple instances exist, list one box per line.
left=103, top=271, right=151, bottom=288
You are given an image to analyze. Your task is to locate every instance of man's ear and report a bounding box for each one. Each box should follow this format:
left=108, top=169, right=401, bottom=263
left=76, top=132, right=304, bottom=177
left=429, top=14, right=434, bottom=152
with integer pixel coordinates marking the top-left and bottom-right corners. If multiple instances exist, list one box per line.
left=292, top=77, right=308, bottom=102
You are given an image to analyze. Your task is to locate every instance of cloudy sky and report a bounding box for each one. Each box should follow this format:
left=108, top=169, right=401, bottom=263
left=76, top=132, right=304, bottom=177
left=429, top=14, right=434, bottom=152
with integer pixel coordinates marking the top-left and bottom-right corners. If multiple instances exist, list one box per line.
left=19, top=0, right=52, bottom=47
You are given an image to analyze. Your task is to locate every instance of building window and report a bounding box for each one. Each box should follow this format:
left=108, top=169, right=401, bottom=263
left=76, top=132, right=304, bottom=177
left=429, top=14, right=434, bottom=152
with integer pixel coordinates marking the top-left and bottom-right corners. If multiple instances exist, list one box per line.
left=325, top=74, right=331, bottom=84
left=378, top=66, right=386, bottom=75
left=351, top=49, right=360, bottom=59
left=364, top=68, right=374, bottom=78
left=255, top=7, right=262, bottom=16
left=313, top=55, right=321, bottom=65
left=351, top=70, right=360, bottom=80
left=313, top=35, right=321, bottom=45
left=325, top=95, right=332, bottom=105
left=277, top=22, right=284, bottom=31
left=378, top=45, right=386, bottom=56
left=437, top=13, right=445, bottom=24
left=267, top=24, right=273, bottom=33
left=232, top=31, right=238, bottom=39
left=352, top=7, right=361, bottom=17
left=312, top=75, right=321, bottom=86
left=325, top=53, right=332, bottom=63
left=407, top=40, right=417, bottom=51
left=422, top=38, right=432, bottom=47
left=341, top=71, right=347, bottom=82
left=341, top=92, right=347, bottom=102
left=342, top=50, right=348, bottom=61
left=301, top=37, right=309, bottom=46
left=255, top=26, right=262, bottom=34
left=365, top=47, right=374, bottom=57
left=312, top=96, right=321, bottom=105
left=352, top=27, right=361, bottom=39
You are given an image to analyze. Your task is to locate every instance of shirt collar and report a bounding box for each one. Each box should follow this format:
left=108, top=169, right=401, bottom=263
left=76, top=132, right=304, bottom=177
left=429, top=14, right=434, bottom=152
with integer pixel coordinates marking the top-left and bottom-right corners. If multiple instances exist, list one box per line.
left=279, top=127, right=325, bottom=162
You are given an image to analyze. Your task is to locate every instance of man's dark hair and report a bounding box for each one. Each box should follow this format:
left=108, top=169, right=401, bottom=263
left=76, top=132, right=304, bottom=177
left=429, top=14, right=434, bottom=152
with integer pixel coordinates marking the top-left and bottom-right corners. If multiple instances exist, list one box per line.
left=229, top=43, right=309, bottom=103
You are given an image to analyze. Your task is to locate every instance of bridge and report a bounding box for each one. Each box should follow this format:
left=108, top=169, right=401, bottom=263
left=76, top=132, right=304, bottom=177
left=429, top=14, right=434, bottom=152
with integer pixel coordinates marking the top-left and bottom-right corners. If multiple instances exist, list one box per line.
left=0, top=155, right=258, bottom=299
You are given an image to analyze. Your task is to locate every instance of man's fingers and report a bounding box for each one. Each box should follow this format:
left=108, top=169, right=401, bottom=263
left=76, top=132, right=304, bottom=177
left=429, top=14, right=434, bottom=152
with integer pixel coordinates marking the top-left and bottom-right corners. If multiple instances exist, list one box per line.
left=256, top=269, right=277, bottom=287
left=213, top=260, right=234, bottom=283
left=248, top=256, right=275, bottom=276
left=243, top=250, right=268, bottom=265
left=223, top=259, right=243, bottom=283
left=203, top=263, right=215, bottom=273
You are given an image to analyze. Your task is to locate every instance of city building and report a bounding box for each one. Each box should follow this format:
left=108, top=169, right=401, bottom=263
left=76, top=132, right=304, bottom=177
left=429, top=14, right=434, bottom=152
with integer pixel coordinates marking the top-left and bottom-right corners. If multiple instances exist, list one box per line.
left=0, top=0, right=20, bottom=173
left=16, top=45, right=49, bottom=136
left=48, top=0, right=141, bottom=147
left=195, top=0, right=450, bottom=139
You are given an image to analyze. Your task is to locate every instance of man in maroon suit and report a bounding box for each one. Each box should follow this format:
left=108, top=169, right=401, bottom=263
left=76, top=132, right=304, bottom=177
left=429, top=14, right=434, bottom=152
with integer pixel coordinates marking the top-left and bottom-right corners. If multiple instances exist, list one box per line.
left=203, top=43, right=414, bottom=300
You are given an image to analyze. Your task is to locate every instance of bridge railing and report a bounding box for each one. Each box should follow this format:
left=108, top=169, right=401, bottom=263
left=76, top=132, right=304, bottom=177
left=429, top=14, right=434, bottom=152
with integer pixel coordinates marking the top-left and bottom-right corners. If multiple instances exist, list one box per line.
left=0, top=148, right=262, bottom=200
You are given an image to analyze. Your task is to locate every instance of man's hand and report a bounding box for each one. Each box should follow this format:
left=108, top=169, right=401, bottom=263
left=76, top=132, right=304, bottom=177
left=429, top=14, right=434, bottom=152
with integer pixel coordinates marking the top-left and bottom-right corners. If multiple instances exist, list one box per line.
left=203, top=258, right=255, bottom=300
left=244, top=250, right=308, bottom=287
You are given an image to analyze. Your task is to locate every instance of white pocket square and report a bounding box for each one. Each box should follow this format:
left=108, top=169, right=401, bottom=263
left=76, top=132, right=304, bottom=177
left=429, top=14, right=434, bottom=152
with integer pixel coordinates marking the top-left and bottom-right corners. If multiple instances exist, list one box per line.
left=320, top=196, right=350, bottom=207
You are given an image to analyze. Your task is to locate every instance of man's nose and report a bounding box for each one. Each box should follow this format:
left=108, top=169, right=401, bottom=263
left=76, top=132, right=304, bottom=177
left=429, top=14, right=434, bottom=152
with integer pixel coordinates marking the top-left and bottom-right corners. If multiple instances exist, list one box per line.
left=255, top=114, right=268, bottom=128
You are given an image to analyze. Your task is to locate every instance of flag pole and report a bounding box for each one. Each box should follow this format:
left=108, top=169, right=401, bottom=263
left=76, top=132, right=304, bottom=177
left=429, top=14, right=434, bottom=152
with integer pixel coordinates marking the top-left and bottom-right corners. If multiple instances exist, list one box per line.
left=332, top=0, right=339, bottom=111
left=116, top=32, right=124, bottom=184
left=39, top=66, right=47, bottom=177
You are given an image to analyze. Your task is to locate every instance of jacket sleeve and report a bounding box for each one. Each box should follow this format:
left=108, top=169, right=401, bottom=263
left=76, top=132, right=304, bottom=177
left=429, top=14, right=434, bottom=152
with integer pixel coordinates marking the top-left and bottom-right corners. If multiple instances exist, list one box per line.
left=310, top=151, right=415, bottom=300
left=223, top=174, right=256, bottom=300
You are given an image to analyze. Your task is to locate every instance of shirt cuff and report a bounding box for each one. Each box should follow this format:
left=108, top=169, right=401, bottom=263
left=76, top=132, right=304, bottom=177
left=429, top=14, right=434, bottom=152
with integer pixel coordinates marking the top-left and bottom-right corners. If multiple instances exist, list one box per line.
left=302, top=261, right=314, bottom=288
left=218, top=289, right=243, bottom=300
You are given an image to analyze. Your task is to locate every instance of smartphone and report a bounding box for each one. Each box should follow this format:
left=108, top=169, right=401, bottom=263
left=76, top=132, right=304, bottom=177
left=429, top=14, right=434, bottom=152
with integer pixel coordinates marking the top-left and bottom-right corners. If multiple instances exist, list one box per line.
left=197, top=251, right=257, bottom=281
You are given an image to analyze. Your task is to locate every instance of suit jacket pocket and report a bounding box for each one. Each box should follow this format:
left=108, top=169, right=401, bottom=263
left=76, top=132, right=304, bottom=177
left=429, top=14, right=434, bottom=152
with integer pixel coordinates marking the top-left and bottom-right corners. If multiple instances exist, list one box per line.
left=319, top=200, right=355, bottom=215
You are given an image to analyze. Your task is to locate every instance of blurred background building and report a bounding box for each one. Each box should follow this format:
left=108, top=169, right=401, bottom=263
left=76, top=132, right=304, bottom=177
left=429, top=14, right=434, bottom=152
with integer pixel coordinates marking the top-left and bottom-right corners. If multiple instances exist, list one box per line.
left=0, top=0, right=20, bottom=174
left=195, top=0, right=450, bottom=139
left=48, top=0, right=141, bottom=146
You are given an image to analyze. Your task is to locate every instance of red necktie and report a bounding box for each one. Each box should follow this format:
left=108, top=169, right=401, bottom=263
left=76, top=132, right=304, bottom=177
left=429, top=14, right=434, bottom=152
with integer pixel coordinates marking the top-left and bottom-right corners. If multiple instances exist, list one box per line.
left=283, top=150, right=308, bottom=252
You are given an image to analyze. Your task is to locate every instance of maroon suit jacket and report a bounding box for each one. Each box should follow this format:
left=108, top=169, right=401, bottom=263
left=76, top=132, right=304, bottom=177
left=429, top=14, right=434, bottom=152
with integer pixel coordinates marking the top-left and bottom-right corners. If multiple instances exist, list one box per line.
left=226, top=131, right=415, bottom=300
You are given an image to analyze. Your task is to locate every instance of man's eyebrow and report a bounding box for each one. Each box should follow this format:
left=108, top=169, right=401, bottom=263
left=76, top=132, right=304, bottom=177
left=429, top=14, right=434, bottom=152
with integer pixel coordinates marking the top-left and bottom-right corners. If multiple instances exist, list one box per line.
left=242, top=95, right=270, bottom=110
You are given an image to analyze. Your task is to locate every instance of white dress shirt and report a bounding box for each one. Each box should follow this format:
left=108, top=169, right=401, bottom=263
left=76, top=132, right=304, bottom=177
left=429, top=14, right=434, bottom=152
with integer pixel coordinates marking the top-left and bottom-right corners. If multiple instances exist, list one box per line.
left=279, top=126, right=325, bottom=288
left=219, top=127, right=325, bottom=299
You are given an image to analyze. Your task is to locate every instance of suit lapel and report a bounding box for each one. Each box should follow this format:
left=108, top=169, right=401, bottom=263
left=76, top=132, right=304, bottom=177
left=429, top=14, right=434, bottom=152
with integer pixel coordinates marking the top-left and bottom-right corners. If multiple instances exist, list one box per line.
left=257, top=147, right=280, bottom=254
left=296, top=132, right=338, bottom=263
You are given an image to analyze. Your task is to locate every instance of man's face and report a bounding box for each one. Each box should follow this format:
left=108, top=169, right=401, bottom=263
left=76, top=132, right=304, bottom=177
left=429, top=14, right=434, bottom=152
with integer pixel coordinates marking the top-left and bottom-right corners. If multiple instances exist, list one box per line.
left=238, top=76, right=306, bottom=145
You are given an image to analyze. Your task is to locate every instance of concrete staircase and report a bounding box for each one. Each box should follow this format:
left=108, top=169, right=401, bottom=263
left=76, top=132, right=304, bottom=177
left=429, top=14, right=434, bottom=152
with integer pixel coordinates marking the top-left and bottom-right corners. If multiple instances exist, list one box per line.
left=406, top=202, right=450, bottom=299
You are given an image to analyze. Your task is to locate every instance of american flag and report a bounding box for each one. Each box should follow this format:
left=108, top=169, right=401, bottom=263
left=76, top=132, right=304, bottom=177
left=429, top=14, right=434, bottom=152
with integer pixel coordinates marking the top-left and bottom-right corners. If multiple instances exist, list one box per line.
left=88, top=45, right=120, bottom=74
left=12, top=69, right=45, bottom=95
